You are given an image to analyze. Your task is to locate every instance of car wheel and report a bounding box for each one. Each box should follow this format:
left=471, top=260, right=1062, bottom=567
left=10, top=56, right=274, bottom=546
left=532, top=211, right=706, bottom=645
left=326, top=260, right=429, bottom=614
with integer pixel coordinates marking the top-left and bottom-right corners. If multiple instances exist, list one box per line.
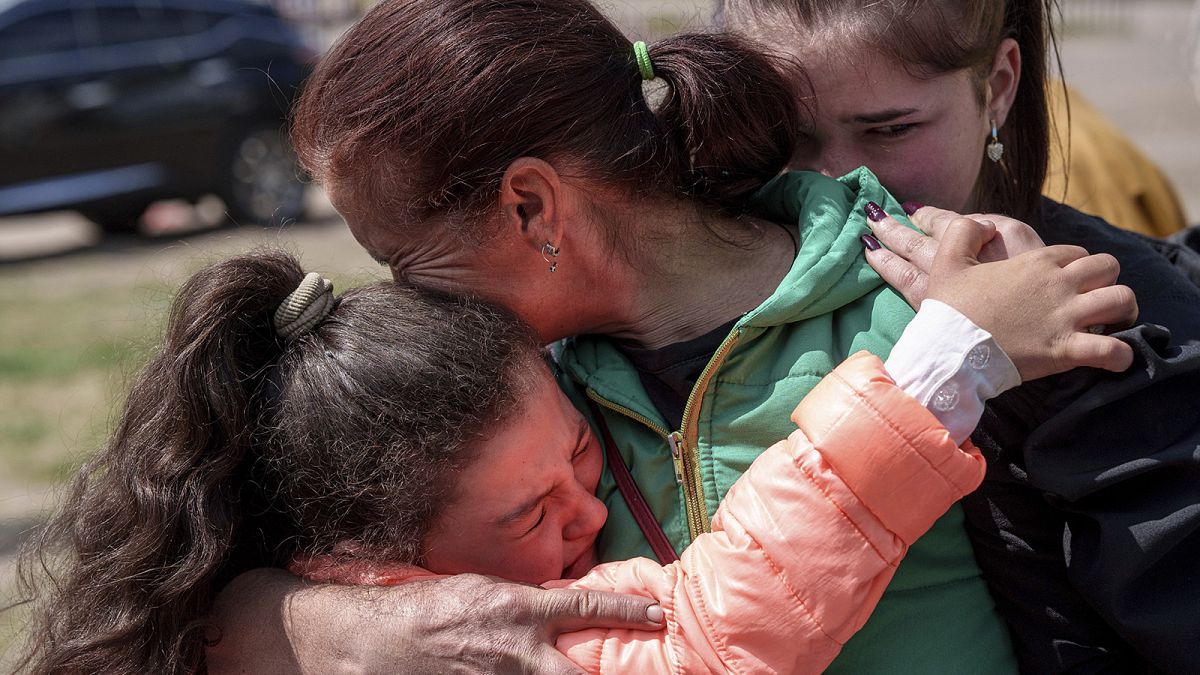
left=219, top=126, right=307, bottom=227
left=80, top=204, right=144, bottom=234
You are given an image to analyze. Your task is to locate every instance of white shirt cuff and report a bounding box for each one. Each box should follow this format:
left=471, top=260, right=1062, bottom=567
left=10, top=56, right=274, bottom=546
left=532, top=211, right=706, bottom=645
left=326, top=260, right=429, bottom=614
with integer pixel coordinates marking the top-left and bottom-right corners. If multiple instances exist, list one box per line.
left=885, top=300, right=1022, bottom=445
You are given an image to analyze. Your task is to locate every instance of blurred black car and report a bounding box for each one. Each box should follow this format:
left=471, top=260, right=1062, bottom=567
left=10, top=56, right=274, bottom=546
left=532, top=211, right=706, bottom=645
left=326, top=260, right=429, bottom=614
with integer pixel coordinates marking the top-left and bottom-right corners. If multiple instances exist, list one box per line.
left=0, top=0, right=315, bottom=233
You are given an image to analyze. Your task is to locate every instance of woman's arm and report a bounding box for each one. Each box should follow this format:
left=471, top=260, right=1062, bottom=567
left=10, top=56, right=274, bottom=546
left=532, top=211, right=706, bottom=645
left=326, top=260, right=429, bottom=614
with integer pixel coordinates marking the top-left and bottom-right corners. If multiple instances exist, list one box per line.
left=271, top=302, right=1013, bottom=674
left=275, top=301, right=1013, bottom=674
left=206, top=569, right=664, bottom=674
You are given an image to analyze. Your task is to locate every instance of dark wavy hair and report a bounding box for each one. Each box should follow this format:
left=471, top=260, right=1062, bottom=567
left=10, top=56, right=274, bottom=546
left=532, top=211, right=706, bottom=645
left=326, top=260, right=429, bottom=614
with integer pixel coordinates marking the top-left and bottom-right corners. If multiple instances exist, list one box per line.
left=719, top=0, right=1062, bottom=225
left=16, top=249, right=539, bottom=674
left=290, top=0, right=804, bottom=259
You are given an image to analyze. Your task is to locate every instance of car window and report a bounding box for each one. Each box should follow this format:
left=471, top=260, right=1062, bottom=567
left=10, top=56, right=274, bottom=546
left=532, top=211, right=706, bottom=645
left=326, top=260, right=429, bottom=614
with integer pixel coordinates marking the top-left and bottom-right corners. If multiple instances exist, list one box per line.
left=90, top=6, right=219, bottom=46
left=0, top=10, right=82, bottom=58
left=177, top=9, right=221, bottom=34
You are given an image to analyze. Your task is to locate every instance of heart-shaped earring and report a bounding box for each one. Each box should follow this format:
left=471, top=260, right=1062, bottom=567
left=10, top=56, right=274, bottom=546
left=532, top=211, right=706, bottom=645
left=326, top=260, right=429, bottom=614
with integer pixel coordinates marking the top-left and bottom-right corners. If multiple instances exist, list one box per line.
left=987, top=120, right=1004, bottom=163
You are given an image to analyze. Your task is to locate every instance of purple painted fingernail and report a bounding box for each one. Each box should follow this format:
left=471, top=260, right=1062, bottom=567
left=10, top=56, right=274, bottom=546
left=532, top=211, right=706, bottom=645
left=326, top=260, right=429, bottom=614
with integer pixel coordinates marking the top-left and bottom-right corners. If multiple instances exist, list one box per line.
left=864, top=201, right=886, bottom=222
left=861, top=234, right=882, bottom=251
left=901, top=201, right=924, bottom=216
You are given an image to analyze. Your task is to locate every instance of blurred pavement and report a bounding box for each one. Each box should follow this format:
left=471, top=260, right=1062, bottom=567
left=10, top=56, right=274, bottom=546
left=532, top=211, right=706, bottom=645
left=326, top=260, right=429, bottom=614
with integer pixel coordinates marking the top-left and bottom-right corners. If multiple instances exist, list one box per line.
left=1057, top=0, right=1200, bottom=222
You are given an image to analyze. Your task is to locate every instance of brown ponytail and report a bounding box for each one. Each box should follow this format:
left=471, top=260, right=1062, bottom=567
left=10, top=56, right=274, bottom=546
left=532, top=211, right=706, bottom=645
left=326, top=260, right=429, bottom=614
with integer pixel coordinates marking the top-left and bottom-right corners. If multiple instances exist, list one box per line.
left=648, top=32, right=803, bottom=212
left=18, top=250, right=539, bottom=674
left=292, top=0, right=800, bottom=251
left=17, top=252, right=303, bottom=674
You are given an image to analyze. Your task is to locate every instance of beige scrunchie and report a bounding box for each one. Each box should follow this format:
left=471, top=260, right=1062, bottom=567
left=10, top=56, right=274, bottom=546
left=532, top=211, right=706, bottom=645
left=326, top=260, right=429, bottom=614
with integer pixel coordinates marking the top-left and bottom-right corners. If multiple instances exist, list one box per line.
left=274, top=272, right=334, bottom=341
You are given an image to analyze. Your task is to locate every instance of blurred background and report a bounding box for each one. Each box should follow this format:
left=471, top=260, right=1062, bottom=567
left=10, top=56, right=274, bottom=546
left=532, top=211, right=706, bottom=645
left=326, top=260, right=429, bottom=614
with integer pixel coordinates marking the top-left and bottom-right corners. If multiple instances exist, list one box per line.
left=1, top=0, right=1198, bottom=665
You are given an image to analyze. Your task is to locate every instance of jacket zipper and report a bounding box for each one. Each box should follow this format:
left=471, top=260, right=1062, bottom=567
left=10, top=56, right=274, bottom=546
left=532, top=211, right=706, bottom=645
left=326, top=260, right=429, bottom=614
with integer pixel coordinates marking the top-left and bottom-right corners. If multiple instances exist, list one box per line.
left=673, top=330, right=741, bottom=539
left=586, top=329, right=742, bottom=544
left=584, top=391, right=694, bottom=536
left=585, top=390, right=672, bottom=448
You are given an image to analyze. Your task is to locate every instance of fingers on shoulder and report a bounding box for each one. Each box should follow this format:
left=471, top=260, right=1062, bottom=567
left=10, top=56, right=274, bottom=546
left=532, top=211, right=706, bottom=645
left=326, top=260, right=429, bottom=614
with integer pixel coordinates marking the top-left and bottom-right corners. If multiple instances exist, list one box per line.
left=967, top=212, right=1043, bottom=239
left=1061, top=332, right=1135, bottom=373
left=1074, top=284, right=1139, bottom=328
left=1063, top=252, right=1121, bottom=291
left=908, top=205, right=963, bottom=237
left=865, top=246, right=927, bottom=308
left=538, top=587, right=660, bottom=631
left=1036, top=244, right=1091, bottom=266
left=938, top=216, right=997, bottom=258
left=875, top=216, right=933, bottom=260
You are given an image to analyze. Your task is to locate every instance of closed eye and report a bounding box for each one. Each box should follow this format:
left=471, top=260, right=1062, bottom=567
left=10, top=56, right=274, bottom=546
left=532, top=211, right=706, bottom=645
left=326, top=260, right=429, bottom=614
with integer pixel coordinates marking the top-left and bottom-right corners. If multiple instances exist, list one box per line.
left=523, top=505, right=547, bottom=536
left=869, top=123, right=916, bottom=138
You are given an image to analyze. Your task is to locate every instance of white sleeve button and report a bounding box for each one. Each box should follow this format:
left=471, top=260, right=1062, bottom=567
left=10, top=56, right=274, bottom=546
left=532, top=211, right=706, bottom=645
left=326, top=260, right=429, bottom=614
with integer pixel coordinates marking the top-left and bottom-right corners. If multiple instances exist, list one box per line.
left=886, top=300, right=1020, bottom=444
left=967, top=344, right=991, bottom=370
left=932, top=383, right=960, bottom=412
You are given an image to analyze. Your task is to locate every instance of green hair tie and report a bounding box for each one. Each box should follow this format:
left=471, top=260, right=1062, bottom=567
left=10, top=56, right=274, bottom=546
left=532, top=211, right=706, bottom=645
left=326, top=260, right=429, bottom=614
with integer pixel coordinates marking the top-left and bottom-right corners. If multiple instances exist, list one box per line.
left=633, top=41, right=655, bottom=81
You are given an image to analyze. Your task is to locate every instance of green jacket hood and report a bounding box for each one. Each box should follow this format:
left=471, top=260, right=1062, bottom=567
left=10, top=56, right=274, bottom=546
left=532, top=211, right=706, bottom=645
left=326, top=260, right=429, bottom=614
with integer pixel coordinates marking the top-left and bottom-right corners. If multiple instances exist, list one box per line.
left=745, top=167, right=897, bottom=326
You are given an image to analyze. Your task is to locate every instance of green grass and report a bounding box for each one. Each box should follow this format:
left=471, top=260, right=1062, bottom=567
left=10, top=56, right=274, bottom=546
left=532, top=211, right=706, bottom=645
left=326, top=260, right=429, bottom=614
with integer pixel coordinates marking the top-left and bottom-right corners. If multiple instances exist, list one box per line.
left=0, top=276, right=168, bottom=485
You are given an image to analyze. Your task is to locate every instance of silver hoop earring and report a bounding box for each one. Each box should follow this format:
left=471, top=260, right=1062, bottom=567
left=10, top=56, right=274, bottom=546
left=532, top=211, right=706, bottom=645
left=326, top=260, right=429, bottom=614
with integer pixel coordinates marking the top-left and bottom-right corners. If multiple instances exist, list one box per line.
left=541, top=242, right=560, bottom=273
left=987, top=120, right=1004, bottom=163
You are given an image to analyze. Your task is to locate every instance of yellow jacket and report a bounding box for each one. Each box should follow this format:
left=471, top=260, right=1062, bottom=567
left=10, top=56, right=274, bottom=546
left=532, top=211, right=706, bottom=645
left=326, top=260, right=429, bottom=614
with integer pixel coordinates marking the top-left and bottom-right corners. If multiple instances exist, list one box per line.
left=1044, top=84, right=1187, bottom=237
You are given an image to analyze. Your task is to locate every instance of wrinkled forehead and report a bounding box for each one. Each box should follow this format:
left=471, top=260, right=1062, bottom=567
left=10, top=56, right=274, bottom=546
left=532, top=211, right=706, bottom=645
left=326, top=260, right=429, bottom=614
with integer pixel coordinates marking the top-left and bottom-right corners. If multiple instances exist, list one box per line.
left=331, top=189, right=490, bottom=284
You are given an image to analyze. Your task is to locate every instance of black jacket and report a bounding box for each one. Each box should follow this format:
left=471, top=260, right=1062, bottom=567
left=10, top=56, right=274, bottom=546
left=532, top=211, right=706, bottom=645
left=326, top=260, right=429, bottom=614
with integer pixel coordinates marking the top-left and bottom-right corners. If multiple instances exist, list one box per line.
left=964, top=199, right=1200, bottom=674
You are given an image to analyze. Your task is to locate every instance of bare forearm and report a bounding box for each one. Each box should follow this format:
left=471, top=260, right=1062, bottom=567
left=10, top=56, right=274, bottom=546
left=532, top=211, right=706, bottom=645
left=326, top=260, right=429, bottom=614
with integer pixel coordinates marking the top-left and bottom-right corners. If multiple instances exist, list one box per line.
left=206, top=568, right=662, bottom=674
left=208, top=568, right=369, bottom=673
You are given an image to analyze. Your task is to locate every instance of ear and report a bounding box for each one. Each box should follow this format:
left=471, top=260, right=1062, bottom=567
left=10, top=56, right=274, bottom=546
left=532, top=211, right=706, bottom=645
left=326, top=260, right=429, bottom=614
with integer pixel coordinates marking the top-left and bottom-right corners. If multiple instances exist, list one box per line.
left=985, top=38, right=1021, bottom=129
left=498, top=157, right=565, bottom=254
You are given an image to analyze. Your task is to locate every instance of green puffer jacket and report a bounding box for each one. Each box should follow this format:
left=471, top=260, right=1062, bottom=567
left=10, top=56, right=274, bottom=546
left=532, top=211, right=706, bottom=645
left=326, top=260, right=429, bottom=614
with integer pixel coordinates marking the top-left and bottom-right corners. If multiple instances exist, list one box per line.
left=558, top=169, right=1017, bottom=674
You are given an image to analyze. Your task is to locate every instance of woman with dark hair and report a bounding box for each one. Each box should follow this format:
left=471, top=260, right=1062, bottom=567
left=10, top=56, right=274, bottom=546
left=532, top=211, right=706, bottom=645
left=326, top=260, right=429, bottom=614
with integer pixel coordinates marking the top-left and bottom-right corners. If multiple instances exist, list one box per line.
left=18, top=244, right=1122, bottom=674
left=718, top=1, right=1200, bottom=670
left=721, top=0, right=1191, bottom=236
left=200, top=0, right=1200, bottom=672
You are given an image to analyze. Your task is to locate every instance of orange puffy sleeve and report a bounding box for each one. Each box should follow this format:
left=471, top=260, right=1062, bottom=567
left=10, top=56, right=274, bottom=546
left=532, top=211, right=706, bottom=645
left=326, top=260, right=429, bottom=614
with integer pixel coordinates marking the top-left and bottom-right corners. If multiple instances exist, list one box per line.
left=554, top=351, right=985, bottom=674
